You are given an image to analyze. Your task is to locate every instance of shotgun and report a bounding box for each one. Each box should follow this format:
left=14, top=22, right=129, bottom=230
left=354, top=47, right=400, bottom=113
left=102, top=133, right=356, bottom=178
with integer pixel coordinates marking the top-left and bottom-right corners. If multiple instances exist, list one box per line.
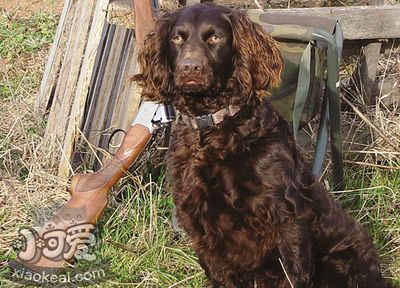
left=8, top=101, right=175, bottom=274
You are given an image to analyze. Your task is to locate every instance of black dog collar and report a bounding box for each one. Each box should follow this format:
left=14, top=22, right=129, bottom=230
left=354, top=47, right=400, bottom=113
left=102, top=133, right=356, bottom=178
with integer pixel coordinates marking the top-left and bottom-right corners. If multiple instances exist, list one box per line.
left=180, top=105, right=240, bottom=130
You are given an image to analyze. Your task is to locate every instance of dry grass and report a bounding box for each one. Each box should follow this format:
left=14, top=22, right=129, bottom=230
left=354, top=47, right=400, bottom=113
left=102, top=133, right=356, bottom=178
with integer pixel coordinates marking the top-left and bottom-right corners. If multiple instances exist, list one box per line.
left=341, top=41, right=400, bottom=164
left=0, top=9, right=68, bottom=279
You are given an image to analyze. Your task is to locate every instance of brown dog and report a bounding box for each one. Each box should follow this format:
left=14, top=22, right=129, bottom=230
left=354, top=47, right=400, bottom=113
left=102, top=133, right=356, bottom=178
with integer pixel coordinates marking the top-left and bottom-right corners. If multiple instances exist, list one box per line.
left=134, top=4, right=389, bottom=288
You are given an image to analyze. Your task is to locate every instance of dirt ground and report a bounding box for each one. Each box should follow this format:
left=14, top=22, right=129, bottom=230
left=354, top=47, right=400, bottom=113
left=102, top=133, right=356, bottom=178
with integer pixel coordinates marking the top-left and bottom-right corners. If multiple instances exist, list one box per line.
left=0, top=0, right=63, bottom=16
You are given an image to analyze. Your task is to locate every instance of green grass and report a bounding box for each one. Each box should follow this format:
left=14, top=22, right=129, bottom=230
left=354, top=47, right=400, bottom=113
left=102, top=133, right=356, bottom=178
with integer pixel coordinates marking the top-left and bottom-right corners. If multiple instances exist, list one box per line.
left=0, top=13, right=56, bottom=57
left=0, top=10, right=56, bottom=174
left=340, top=167, right=400, bottom=286
left=88, top=175, right=207, bottom=287
left=0, top=11, right=57, bottom=100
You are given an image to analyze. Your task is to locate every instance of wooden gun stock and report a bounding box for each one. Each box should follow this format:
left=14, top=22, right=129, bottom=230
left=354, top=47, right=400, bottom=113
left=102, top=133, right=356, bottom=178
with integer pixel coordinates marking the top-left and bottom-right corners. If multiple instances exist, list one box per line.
left=10, top=124, right=152, bottom=273
left=68, top=123, right=152, bottom=223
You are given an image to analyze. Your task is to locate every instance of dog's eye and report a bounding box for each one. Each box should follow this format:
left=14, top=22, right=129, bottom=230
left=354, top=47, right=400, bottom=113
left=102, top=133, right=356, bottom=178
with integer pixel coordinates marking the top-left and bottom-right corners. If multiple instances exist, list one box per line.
left=207, top=34, right=222, bottom=45
left=172, top=35, right=184, bottom=45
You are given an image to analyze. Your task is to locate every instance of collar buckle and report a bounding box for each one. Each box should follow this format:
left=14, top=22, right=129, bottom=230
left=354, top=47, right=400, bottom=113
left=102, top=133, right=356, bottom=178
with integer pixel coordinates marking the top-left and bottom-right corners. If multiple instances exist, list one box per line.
left=195, top=114, right=214, bottom=130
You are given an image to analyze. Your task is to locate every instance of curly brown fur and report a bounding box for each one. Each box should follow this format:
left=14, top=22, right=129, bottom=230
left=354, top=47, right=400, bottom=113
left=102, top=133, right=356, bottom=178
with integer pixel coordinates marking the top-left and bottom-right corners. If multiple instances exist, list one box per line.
left=134, top=3, right=390, bottom=288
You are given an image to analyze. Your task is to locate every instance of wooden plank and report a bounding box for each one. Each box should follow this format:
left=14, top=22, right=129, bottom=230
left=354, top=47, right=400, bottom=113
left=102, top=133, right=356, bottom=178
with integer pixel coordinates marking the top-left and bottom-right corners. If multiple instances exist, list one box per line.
left=103, top=30, right=141, bottom=154
left=35, top=0, right=74, bottom=115
left=81, top=24, right=111, bottom=123
left=84, top=25, right=127, bottom=162
left=110, top=38, right=137, bottom=130
left=114, top=46, right=141, bottom=133
left=356, top=42, right=382, bottom=104
left=68, top=23, right=113, bottom=171
left=106, top=2, right=400, bottom=40
left=107, top=0, right=135, bottom=29
left=58, top=0, right=110, bottom=179
left=249, top=5, right=400, bottom=40
left=46, top=0, right=95, bottom=154
left=45, top=0, right=86, bottom=142
left=81, top=23, right=115, bottom=137
left=98, top=29, right=135, bottom=151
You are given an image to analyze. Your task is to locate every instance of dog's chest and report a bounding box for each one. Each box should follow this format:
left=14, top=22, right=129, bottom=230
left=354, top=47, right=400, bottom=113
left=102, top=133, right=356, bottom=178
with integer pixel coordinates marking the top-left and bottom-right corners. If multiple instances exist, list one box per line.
left=169, top=130, right=282, bottom=262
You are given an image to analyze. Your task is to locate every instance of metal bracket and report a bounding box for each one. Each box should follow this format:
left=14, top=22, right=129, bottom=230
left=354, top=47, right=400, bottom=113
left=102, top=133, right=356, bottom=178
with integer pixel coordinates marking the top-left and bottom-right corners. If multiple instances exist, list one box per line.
left=131, top=101, right=176, bottom=134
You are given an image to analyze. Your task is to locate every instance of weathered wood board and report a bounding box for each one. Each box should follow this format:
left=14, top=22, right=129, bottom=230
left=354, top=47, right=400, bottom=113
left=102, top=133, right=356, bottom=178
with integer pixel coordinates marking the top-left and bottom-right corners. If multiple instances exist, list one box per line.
left=352, top=42, right=382, bottom=105
left=83, top=25, right=127, bottom=150
left=249, top=5, right=400, bottom=40
left=54, top=0, right=95, bottom=143
left=35, top=0, right=75, bottom=115
left=45, top=0, right=94, bottom=145
left=106, top=41, right=141, bottom=153
left=98, top=30, right=139, bottom=153
left=58, top=0, right=110, bottom=178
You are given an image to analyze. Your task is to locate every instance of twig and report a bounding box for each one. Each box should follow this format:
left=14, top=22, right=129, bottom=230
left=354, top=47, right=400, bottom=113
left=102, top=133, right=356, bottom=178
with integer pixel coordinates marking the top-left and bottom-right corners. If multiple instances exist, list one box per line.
left=279, top=258, right=294, bottom=288
left=343, top=160, right=400, bottom=170
left=331, top=185, right=394, bottom=194
left=76, top=126, right=104, bottom=167
left=342, top=96, right=399, bottom=152
left=168, top=272, right=204, bottom=288
left=345, top=150, right=400, bottom=155
left=253, top=0, right=264, bottom=12
left=0, top=118, right=19, bottom=147
left=106, top=239, right=137, bottom=253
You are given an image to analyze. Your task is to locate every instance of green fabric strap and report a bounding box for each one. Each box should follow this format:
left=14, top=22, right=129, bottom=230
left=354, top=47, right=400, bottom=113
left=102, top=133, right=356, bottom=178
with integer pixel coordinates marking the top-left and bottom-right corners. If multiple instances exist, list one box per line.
left=335, top=22, right=343, bottom=62
left=292, top=42, right=312, bottom=140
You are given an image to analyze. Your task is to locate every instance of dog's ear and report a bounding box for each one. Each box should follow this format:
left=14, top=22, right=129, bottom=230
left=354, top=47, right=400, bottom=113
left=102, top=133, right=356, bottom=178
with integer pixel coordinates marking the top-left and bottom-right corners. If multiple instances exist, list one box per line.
left=132, top=12, right=177, bottom=103
left=227, top=11, right=284, bottom=100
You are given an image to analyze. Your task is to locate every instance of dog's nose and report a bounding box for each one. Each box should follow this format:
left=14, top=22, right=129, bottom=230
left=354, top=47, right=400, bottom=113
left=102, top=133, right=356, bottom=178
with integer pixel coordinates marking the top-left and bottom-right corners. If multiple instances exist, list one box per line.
left=180, top=58, right=203, bottom=74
